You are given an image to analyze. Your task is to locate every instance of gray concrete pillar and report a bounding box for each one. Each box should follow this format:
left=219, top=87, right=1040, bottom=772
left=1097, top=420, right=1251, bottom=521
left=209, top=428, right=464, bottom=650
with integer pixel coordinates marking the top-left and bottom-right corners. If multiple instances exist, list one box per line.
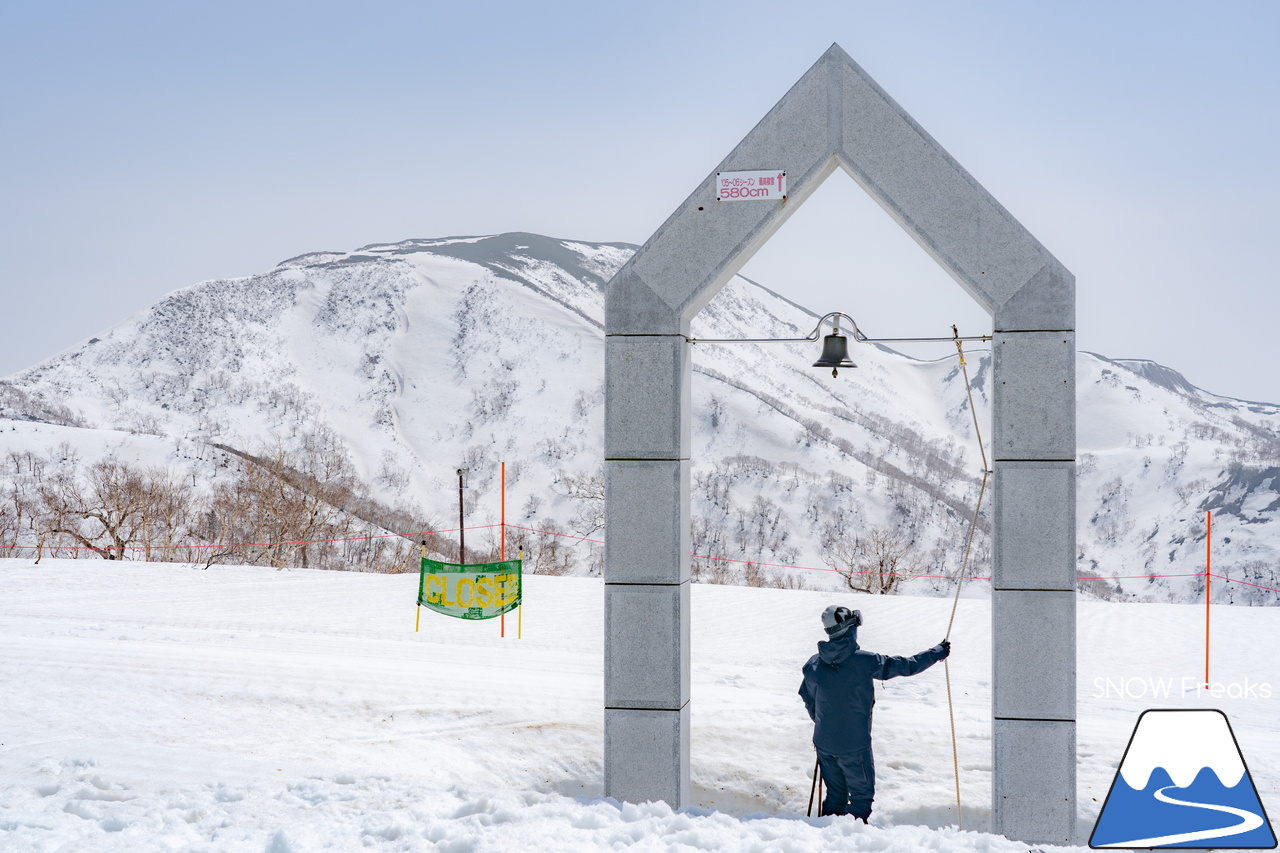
left=603, top=334, right=692, bottom=805
left=990, top=329, right=1077, bottom=844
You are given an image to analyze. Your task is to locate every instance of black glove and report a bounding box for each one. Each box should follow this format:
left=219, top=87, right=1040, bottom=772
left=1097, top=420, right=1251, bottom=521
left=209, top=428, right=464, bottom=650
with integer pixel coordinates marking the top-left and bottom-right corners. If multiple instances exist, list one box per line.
left=939, top=639, right=951, bottom=658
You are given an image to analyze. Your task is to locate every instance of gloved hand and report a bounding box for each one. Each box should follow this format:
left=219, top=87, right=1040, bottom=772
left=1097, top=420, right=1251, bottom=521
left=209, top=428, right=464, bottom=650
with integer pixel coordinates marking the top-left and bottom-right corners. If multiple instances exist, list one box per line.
left=939, top=638, right=951, bottom=658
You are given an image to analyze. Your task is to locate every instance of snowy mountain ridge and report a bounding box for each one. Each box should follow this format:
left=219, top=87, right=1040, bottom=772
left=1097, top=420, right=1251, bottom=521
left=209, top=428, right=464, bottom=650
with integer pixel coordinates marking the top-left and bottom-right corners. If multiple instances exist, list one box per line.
left=3, top=233, right=1279, bottom=602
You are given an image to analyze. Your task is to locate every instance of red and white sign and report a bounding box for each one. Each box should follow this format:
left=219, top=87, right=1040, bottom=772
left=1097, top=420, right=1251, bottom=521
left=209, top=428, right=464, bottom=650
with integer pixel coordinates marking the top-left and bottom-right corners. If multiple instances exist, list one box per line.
left=715, top=170, right=786, bottom=201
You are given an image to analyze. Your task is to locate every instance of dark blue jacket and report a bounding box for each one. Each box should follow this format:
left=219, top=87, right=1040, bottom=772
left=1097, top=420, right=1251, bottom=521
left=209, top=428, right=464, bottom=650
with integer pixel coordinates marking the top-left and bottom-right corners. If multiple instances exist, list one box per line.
left=799, top=627, right=948, bottom=755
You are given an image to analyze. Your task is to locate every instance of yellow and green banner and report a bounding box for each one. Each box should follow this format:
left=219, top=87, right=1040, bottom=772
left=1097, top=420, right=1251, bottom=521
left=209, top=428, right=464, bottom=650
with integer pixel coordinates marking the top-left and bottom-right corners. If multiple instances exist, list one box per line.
left=417, top=557, right=521, bottom=620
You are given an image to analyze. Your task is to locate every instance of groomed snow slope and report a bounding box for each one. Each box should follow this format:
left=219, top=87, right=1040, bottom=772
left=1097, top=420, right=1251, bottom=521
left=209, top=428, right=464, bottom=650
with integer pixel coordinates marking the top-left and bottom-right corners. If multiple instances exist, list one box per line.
left=2, top=560, right=1278, bottom=851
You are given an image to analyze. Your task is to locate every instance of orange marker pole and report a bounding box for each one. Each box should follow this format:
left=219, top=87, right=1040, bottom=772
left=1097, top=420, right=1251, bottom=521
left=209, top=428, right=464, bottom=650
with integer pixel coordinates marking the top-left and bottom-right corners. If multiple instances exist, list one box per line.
left=501, top=462, right=506, bottom=639
left=1205, top=511, right=1211, bottom=688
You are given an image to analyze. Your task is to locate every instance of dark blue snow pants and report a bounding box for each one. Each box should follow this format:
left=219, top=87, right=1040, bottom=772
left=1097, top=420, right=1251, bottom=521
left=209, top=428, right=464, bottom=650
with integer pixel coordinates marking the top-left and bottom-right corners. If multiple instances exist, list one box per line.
left=817, top=749, right=875, bottom=819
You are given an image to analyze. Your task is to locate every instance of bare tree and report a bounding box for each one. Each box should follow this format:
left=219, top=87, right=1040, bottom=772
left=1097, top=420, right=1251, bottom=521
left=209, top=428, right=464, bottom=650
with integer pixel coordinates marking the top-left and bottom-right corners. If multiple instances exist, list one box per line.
left=1, top=452, right=48, bottom=558
left=36, top=461, right=155, bottom=559
left=766, top=570, right=809, bottom=590
left=0, top=492, right=17, bottom=557
left=135, top=466, right=200, bottom=560
left=526, top=517, right=577, bottom=576
left=558, top=470, right=604, bottom=537
left=823, top=525, right=923, bottom=595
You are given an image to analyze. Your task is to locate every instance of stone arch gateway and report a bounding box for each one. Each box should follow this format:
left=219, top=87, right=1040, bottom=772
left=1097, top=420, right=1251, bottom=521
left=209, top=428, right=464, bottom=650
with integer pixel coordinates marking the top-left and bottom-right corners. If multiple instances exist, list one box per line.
left=602, top=44, right=1076, bottom=845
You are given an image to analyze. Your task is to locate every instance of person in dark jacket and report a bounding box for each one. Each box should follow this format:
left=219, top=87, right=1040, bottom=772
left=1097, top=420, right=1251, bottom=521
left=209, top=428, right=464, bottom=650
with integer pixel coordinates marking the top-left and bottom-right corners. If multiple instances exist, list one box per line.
left=798, top=604, right=950, bottom=821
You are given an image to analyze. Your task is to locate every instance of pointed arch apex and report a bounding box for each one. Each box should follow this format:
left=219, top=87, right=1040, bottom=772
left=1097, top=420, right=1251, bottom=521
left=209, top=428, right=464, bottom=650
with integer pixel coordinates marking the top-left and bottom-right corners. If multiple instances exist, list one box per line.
left=608, top=43, right=1070, bottom=336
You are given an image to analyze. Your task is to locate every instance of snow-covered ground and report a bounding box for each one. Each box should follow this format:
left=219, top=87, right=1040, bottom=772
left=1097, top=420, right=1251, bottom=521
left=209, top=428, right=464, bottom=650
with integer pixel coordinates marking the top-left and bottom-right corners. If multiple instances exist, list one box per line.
left=2, top=559, right=1278, bottom=851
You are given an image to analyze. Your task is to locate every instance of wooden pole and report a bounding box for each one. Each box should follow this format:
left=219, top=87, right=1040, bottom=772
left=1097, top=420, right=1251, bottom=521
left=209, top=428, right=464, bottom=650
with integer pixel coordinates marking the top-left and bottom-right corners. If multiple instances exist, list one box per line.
left=457, top=469, right=466, bottom=566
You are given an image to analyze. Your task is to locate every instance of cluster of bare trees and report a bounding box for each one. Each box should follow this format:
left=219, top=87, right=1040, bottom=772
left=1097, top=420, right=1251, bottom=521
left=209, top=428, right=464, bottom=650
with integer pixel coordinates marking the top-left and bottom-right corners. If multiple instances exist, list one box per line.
left=18, top=457, right=197, bottom=560
left=0, top=433, right=616, bottom=578
left=537, top=466, right=812, bottom=587
left=0, top=430, right=424, bottom=573
left=690, top=556, right=810, bottom=589
left=0, top=430, right=992, bottom=595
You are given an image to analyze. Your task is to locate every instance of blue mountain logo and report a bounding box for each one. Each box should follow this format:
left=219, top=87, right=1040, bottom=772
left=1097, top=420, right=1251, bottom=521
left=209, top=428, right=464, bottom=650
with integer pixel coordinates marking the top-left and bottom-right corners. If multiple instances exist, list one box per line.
left=1091, top=709, right=1276, bottom=849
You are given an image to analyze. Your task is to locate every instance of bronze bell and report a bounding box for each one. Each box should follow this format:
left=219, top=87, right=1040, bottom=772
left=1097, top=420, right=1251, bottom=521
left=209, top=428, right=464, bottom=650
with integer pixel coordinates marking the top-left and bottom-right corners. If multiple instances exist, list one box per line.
left=813, top=329, right=857, bottom=377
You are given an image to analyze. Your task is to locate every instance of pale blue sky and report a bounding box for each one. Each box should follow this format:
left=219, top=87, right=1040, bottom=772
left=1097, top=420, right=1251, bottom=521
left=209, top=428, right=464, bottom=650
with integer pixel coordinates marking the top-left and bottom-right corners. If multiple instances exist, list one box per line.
left=2, top=2, right=1277, bottom=401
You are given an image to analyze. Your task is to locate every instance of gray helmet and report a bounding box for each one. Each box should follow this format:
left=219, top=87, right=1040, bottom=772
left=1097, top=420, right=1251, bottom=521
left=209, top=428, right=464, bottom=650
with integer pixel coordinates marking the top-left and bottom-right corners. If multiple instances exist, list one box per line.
left=821, top=604, right=862, bottom=639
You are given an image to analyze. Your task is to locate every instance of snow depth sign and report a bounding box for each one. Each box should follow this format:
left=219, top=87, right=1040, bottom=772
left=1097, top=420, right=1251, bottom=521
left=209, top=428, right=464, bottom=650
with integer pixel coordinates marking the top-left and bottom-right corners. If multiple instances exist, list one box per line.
left=1090, top=709, right=1276, bottom=849
left=715, top=170, right=786, bottom=200
left=417, top=557, right=522, bottom=620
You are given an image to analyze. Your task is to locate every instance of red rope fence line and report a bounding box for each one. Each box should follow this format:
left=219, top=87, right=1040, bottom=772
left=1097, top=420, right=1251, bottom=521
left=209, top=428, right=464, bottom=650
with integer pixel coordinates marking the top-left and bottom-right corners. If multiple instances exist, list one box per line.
left=687, top=551, right=978, bottom=581
left=1211, top=573, right=1280, bottom=595
left=1103, top=573, right=1203, bottom=580
left=3, top=521, right=1279, bottom=595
